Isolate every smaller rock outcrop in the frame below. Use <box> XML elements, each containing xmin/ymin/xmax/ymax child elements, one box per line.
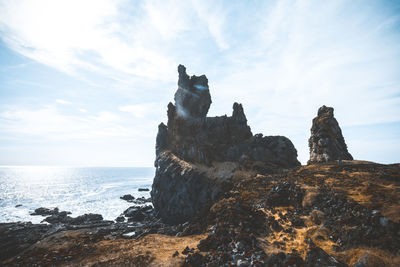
<box><xmin>308</xmin><ymin>105</ymin><xmax>353</xmax><ymax>164</ymax></box>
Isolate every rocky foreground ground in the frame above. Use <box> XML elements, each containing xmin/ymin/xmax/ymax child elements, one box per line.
<box><xmin>1</xmin><ymin>160</ymin><xmax>399</xmax><ymax>266</ymax></box>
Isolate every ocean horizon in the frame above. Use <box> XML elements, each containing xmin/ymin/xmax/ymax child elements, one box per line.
<box><xmin>0</xmin><ymin>166</ymin><xmax>154</xmax><ymax>223</ymax></box>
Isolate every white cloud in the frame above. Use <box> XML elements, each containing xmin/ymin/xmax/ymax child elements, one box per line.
<box><xmin>56</xmin><ymin>99</ymin><xmax>71</xmax><ymax>105</ymax></box>
<box><xmin>119</xmin><ymin>103</ymin><xmax>163</xmax><ymax>118</ymax></box>
<box><xmin>0</xmin><ymin>105</ymin><xmax>124</xmax><ymax>140</ymax></box>
<box><xmin>0</xmin><ymin>0</ymin><xmax>399</xmax><ymax>165</ymax></box>
<box><xmin>0</xmin><ymin>0</ymin><xmax>176</xmax><ymax>81</ymax></box>
<box><xmin>191</xmin><ymin>0</ymin><xmax>229</xmax><ymax>50</ymax></box>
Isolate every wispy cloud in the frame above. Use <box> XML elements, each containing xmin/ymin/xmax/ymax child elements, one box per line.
<box><xmin>0</xmin><ymin>0</ymin><xmax>399</xmax><ymax>165</ymax></box>
<box><xmin>119</xmin><ymin>103</ymin><xmax>163</xmax><ymax>118</ymax></box>
<box><xmin>55</xmin><ymin>99</ymin><xmax>71</xmax><ymax>105</ymax></box>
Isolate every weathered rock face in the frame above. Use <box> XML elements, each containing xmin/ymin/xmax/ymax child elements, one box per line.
<box><xmin>174</xmin><ymin>64</ymin><xmax>211</xmax><ymax>118</ymax></box>
<box><xmin>308</xmin><ymin>105</ymin><xmax>353</xmax><ymax>164</ymax></box>
<box><xmin>152</xmin><ymin>65</ymin><xmax>300</xmax><ymax>224</ymax></box>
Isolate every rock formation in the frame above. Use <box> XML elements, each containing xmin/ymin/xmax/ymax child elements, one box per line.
<box><xmin>308</xmin><ymin>105</ymin><xmax>353</xmax><ymax>164</ymax></box>
<box><xmin>151</xmin><ymin>65</ymin><xmax>300</xmax><ymax>224</ymax></box>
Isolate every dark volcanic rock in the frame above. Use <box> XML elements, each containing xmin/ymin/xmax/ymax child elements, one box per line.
<box><xmin>308</xmin><ymin>105</ymin><xmax>353</xmax><ymax>164</ymax></box>
<box><xmin>152</xmin><ymin>65</ymin><xmax>300</xmax><ymax>224</ymax></box>
<box><xmin>0</xmin><ymin>222</ymin><xmax>51</xmax><ymax>262</ymax></box>
<box><xmin>43</xmin><ymin>213</ymin><xmax>104</xmax><ymax>225</ymax></box>
<box><xmin>174</xmin><ymin>64</ymin><xmax>211</xmax><ymax>118</ymax></box>
<box><xmin>31</xmin><ymin>207</ymin><xmax>68</xmax><ymax>216</ymax></box>
<box><xmin>152</xmin><ymin>152</ymin><xmax>232</xmax><ymax>224</ymax></box>
<box><xmin>120</xmin><ymin>194</ymin><xmax>135</xmax><ymax>201</ymax></box>
<box><xmin>305</xmin><ymin>242</ymin><xmax>347</xmax><ymax>266</ymax></box>
<box><xmin>138</xmin><ymin>188</ymin><xmax>149</xmax><ymax>191</ymax></box>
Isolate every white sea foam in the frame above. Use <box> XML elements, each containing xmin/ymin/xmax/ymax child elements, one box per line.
<box><xmin>0</xmin><ymin>167</ymin><xmax>153</xmax><ymax>223</ymax></box>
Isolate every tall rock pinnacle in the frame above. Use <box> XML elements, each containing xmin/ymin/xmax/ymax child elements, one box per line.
<box><xmin>308</xmin><ymin>105</ymin><xmax>353</xmax><ymax>164</ymax></box>
<box><xmin>174</xmin><ymin>64</ymin><xmax>212</xmax><ymax>118</ymax></box>
<box><xmin>152</xmin><ymin>65</ymin><xmax>300</xmax><ymax>224</ymax></box>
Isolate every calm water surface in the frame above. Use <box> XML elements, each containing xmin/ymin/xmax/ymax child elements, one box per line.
<box><xmin>0</xmin><ymin>166</ymin><xmax>154</xmax><ymax>223</ymax></box>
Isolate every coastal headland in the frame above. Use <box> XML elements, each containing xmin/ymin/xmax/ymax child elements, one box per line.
<box><xmin>1</xmin><ymin>66</ymin><xmax>399</xmax><ymax>266</ymax></box>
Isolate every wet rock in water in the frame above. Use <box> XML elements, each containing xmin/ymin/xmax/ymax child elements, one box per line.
<box><xmin>152</xmin><ymin>65</ymin><xmax>300</xmax><ymax>224</ymax></box>
<box><xmin>43</xmin><ymin>212</ymin><xmax>69</xmax><ymax>224</ymax></box>
<box><xmin>69</xmin><ymin>213</ymin><xmax>103</xmax><ymax>225</ymax></box>
<box><xmin>31</xmin><ymin>207</ymin><xmax>65</xmax><ymax>216</ymax></box>
<box><xmin>138</xmin><ymin>188</ymin><xmax>149</xmax><ymax>191</ymax></box>
<box><xmin>123</xmin><ymin>205</ymin><xmax>153</xmax><ymax>222</ymax></box>
<box><xmin>120</xmin><ymin>194</ymin><xmax>135</xmax><ymax>201</ymax></box>
<box><xmin>44</xmin><ymin>213</ymin><xmax>104</xmax><ymax>225</ymax></box>
<box><xmin>132</xmin><ymin>196</ymin><xmax>152</xmax><ymax>204</ymax></box>
<box><xmin>308</xmin><ymin>105</ymin><xmax>353</xmax><ymax>164</ymax></box>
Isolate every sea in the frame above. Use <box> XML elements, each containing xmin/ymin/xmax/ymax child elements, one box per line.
<box><xmin>0</xmin><ymin>166</ymin><xmax>154</xmax><ymax>224</ymax></box>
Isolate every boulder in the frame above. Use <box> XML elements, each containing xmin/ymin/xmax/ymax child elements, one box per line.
<box><xmin>138</xmin><ymin>188</ymin><xmax>149</xmax><ymax>192</ymax></box>
<box><xmin>308</xmin><ymin>105</ymin><xmax>353</xmax><ymax>164</ymax></box>
<box><xmin>31</xmin><ymin>207</ymin><xmax>59</xmax><ymax>216</ymax></box>
<box><xmin>120</xmin><ymin>194</ymin><xmax>135</xmax><ymax>201</ymax></box>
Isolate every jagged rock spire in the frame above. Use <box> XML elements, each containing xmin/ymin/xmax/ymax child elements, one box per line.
<box><xmin>308</xmin><ymin>105</ymin><xmax>353</xmax><ymax>164</ymax></box>
<box><xmin>174</xmin><ymin>64</ymin><xmax>212</xmax><ymax>118</ymax></box>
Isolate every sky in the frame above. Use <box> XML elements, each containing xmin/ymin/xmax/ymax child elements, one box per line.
<box><xmin>0</xmin><ymin>0</ymin><xmax>399</xmax><ymax>166</ymax></box>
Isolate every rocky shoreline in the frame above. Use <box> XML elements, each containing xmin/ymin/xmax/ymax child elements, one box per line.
<box><xmin>1</xmin><ymin>65</ymin><xmax>399</xmax><ymax>266</ymax></box>
<box><xmin>1</xmin><ymin>162</ymin><xmax>400</xmax><ymax>266</ymax></box>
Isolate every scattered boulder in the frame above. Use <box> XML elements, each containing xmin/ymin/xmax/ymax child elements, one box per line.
<box><xmin>43</xmin><ymin>213</ymin><xmax>103</xmax><ymax>225</ymax></box>
<box><xmin>69</xmin><ymin>213</ymin><xmax>103</xmax><ymax>225</ymax></box>
<box><xmin>31</xmin><ymin>207</ymin><xmax>67</xmax><ymax>216</ymax></box>
<box><xmin>138</xmin><ymin>188</ymin><xmax>150</xmax><ymax>192</ymax></box>
<box><xmin>120</xmin><ymin>194</ymin><xmax>135</xmax><ymax>201</ymax></box>
<box><xmin>123</xmin><ymin>205</ymin><xmax>154</xmax><ymax>223</ymax></box>
<box><xmin>308</xmin><ymin>105</ymin><xmax>353</xmax><ymax>164</ymax></box>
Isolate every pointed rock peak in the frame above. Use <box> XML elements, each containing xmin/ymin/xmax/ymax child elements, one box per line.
<box><xmin>174</xmin><ymin>65</ymin><xmax>211</xmax><ymax>118</ymax></box>
<box><xmin>317</xmin><ymin>105</ymin><xmax>334</xmax><ymax>118</ymax></box>
<box><xmin>232</xmin><ymin>102</ymin><xmax>247</xmax><ymax>122</ymax></box>
<box><xmin>308</xmin><ymin>105</ymin><xmax>353</xmax><ymax>164</ymax></box>
<box><xmin>177</xmin><ymin>64</ymin><xmax>190</xmax><ymax>88</ymax></box>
